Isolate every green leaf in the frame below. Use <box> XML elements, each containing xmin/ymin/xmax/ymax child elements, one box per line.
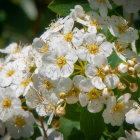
<box><xmin>64</xmin><ymin>103</ymin><xmax>81</xmax><ymax>121</ymax></box>
<box><xmin>68</xmin><ymin>127</ymin><xmax>85</xmax><ymax>140</ymax></box>
<box><xmin>59</xmin><ymin>117</ymin><xmax>80</xmax><ymax>140</ymax></box>
<box><xmin>80</xmin><ymin>108</ymin><xmax>105</xmax><ymax>140</ymax></box>
<box><xmin>48</xmin><ymin>0</ymin><xmax>92</xmax><ymax>16</ymax></box>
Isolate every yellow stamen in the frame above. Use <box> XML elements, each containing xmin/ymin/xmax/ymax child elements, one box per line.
<box><xmin>2</xmin><ymin>98</ymin><xmax>11</xmax><ymax>108</ymax></box>
<box><xmin>88</xmin><ymin>44</ymin><xmax>99</xmax><ymax>54</ymax></box>
<box><xmin>88</xmin><ymin>89</ymin><xmax>101</xmax><ymax>99</ymax></box>
<box><xmin>15</xmin><ymin>116</ymin><xmax>25</xmax><ymax>127</ymax></box>
<box><xmin>57</xmin><ymin>57</ymin><xmax>66</xmax><ymax>68</ymax></box>
<box><xmin>39</xmin><ymin>45</ymin><xmax>48</xmax><ymax>53</ymax></box>
<box><xmin>21</xmin><ymin>78</ymin><xmax>32</xmax><ymax>87</ymax></box>
<box><xmin>113</xmin><ymin>103</ymin><xmax>123</xmax><ymax>112</ymax></box>
<box><xmin>64</xmin><ymin>33</ymin><xmax>73</xmax><ymax>42</ymax></box>
<box><xmin>44</xmin><ymin>80</ymin><xmax>52</xmax><ymax>90</ymax></box>
<box><xmin>7</xmin><ymin>70</ymin><xmax>15</xmax><ymax>77</ymax></box>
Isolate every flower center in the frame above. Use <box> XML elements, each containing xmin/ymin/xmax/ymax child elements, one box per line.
<box><xmin>44</xmin><ymin>80</ymin><xmax>52</xmax><ymax>90</ymax></box>
<box><xmin>88</xmin><ymin>89</ymin><xmax>101</xmax><ymax>99</ymax></box>
<box><xmin>21</xmin><ymin>78</ymin><xmax>32</xmax><ymax>87</ymax></box>
<box><xmin>15</xmin><ymin>116</ymin><xmax>25</xmax><ymax>127</ymax></box>
<box><xmin>57</xmin><ymin>57</ymin><xmax>66</xmax><ymax>68</ymax></box>
<box><xmin>64</xmin><ymin>33</ymin><xmax>73</xmax><ymax>42</ymax></box>
<box><xmin>90</xmin><ymin>20</ymin><xmax>100</xmax><ymax>30</ymax></box>
<box><xmin>7</xmin><ymin>70</ymin><xmax>15</xmax><ymax>77</ymax></box>
<box><xmin>113</xmin><ymin>103</ymin><xmax>123</xmax><ymax>112</ymax></box>
<box><xmin>118</xmin><ymin>25</ymin><xmax>127</xmax><ymax>34</ymax></box>
<box><xmin>88</xmin><ymin>44</ymin><xmax>99</xmax><ymax>54</ymax></box>
<box><xmin>68</xmin><ymin>87</ymin><xmax>80</xmax><ymax>97</ymax></box>
<box><xmin>39</xmin><ymin>45</ymin><xmax>48</xmax><ymax>53</ymax></box>
<box><xmin>2</xmin><ymin>98</ymin><xmax>11</xmax><ymax>108</ymax></box>
<box><xmin>98</xmin><ymin>0</ymin><xmax>105</xmax><ymax>3</ymax></box>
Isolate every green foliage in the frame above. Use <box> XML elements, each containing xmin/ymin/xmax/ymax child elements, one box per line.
<box><xmin>64</xmin><ymin>103</ymin><xmax>81</xmax><ymax>121</ymax></box>
<box><xmin>59</xmin><ymin>117</ymin><xmax>80</xmax><ymax>140</ymax></box>
<box><xmin>80</xmin><ymin>108</ymin><xmax>105</xmax><ymax>140</ymax></box>
<box><xmin>48</xmin><ymin>0</ymin><xmax>92</xmax><ymax>16</ymax></box>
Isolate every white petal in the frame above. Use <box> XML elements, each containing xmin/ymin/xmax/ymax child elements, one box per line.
<box><xmin>63</xmin><ymin>18</ymin><xmax>74</xmax><ymax>34</ymax></box>
<box><xmin>79</xmin><ymin>93</ymin><xmax>89</xmax><ymax>107</ymax></box>
<box><xmin>99</xmin><ymin>3</ymin><xmax>108</xmax><ymax>17</ymax></box>
<box><xmin>85</xmin><ymin>64</ymin><xmax>97</xmax><ymax>78</ymax></box>
<box><xmin>104</xmin><ymin>74</ymin><xmax>119</xmax><ymax>89</ymax></box>
<box><xmin>92</xmin><ymin>76</ymin><xmax>106</xmax><ymax>90</ymax></box>
<box><xmin>88</xmin><ymin>99</ymin><xmax>103</xmax><ymax>113</ymax></box>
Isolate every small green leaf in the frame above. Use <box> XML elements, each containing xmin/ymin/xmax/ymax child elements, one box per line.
<box><xmin>80</xmin><ymin>108</ymin><xmax>105</xmax><ymax>140</ymax></box>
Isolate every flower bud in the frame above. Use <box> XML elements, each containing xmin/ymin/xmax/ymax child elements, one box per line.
<box><xmin>129</xmin><ymin>83</ymin><xmax>138</xmax><ymax>92</ymax></box>
<box><xmin>128</xmin><ymin>67</ymin><xmax>135</xmax><ymax>76</ymax></box>
<box><xmin>118</xmin><ymin>63</ymin><xmax>128</xmax><ymax>73</ymax></box>
<box><xmin>127</xmin><ymin>60</ymin><xmax>134</xmax><ymax>66</ymax></box>
<box><xmin>118</xmin><ymin>82</ymin><xmax>126</xmax><ymax>91</ymax></box>
<box><xmin>56</xmin><ymin>106</ymin><xmax>66</xmax><ymax>117</ymax></box>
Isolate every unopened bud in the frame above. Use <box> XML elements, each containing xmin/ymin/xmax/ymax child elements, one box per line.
<box><xmin>128</xmin><ymin>67</ymin><xmax>135</xmax><ymax>76</ymax></box>
<box><xmin>129</xmin><ymin>83</ymin><xmax>138</xmax><ymax>92</ymax></box>
<box><xmin>56</xmin><ymin>106</ymin><xmax>66</xmax><ymax>117</ymax></box>
<box><xmin>131</xmin><ymin>58</ymin><xmax>137</xmax><ymax>65</ymax></box>
<box><xmin>118</xmin><ymin>82</ymin><xmax>126</xmax><ymax>91</ymax></box>
<box><xmin>118</xmin><ymin>63</ymin><xmax>128</xmax><ymax>73</ymax></box>
<box><xmin>127</xmin><ymin>60</ymin><xmax>134</xmax><ymax>66</ymax></box>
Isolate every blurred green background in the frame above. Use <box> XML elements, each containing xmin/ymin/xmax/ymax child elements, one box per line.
<box><xmin>0</xmin><ymin>0</ymin><xmax>56</xmax><ymax>48</ymax></box>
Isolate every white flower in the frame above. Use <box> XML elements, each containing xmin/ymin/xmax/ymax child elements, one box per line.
<box><xmin>87</xmin><ymin>11</ymin><xmax>110</xmax><ymax>30</ymax></box>
<box><xmin>118</xmin><ymin>130</ymin><xmax>140</xmax><ymax>140</ymax></box>
<box><xmin>0</xmin><ymin>87</ymin><xmax>21</xmax><ymax>122</ymax></box>
<box><xmin>108</xmin><ymin>15</ymin><xmax>138</xmax><ymax>43</ymax></box>
<box><xmin>125</xmin><ymin>102</ymin><xmax>140</xmax><ymax>130</ymax></box>
<box><xmin>6</xmin><ymin>109</ymin><xmax>35</xmax><ymax>139</ymax></box>
<box><xmin>88</xmin><ymin>0</ymin><xmax>112</xmax><ymax>17</ymax></box>
<box><xmin>0</xmin><ymin>61</ymin><xmax>24</xmax><ymax>87</ymax></box>
<box><xmin>40</xmin><ymin>44</ymin><xmax>77</xmax><ymax>80</ymax></box>
<box><xmin>77</xmin><ymin>34</ymin><xmax>113</xmax><ymax>62</ymax></box>
<box><xmin>113</xmin><ymin>0</ymin><xmax>140</xmax><ymax>13</ymax></box>
<box><xmin>102</xmin><ymin>93</ymin><xmax>132</xmax><ymax>126</ymax></box>
<box><xmin>85</xmin><ymin>55</ymin><xmax>119</xmax><ymax>90</ymax></box>
<box><xmin>56</xmin><ymin>77</ymin><xmax>79</xmax><ymax>104</ymax></box>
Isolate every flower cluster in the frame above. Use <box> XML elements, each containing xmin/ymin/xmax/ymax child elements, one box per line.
<box><xmin>0</xmin><ymin>2</ymin><xmax>140</xmax><ymax>140</ymax></box>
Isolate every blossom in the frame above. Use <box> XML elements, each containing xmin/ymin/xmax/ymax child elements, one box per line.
<box><xmin>6</xmin><ymin>109</ymin><xmax>35</xmax><ymax>139</ymax></box>
<box><xmin>108</xmin><ymin>15</ymin><xmax>138</xmax><ymax>43</ymax></box>
<box><xmin>0</xmin><ymin>87</ymin><xmax>21</xmax><ymax>122</ymax></box>
<box><xmin>85</xmin><ymin>55</ymin><xmax>119</xmax><ymax>90</ymax></box>
<box><xmin>40</xmin><ymin>42</ymin><xmax>77</xmax><ymax>80</ymax></box>
<box><xmin>125</xmin><ymin>102</ymin><xmax>140</xmax><ymax>130</ymax></box>
<box><xmin>102</xmin><ymin>93</ymin><xmax>132</xmax><ymax>126</ymax></box>
<box><xmin>88</xmin><ymin>0</ymin><xmax>112</xmax><ymax>17</ymax></box>
<box><xmin>77</xmin><ymin>34</ymin><xmax>113</xmax><ymax>62</ymax></box>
